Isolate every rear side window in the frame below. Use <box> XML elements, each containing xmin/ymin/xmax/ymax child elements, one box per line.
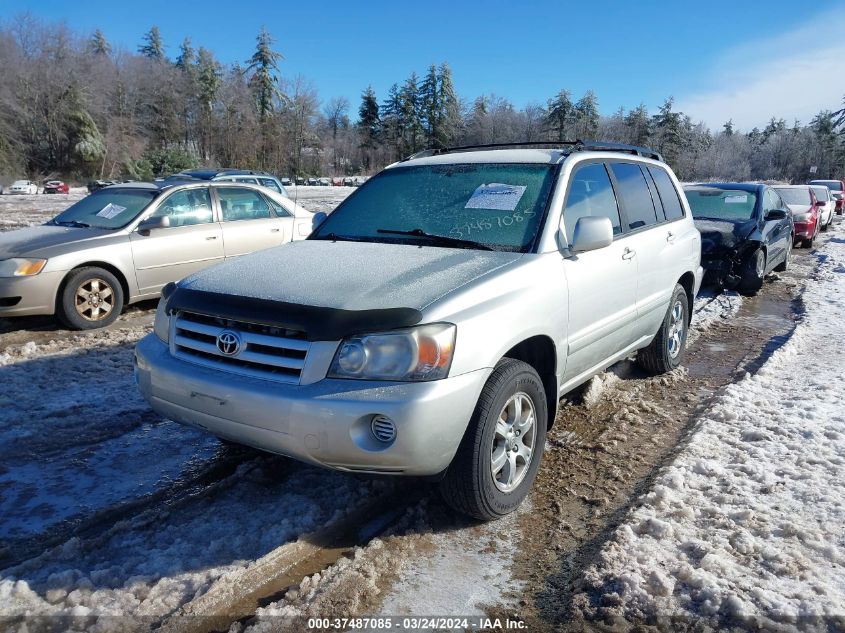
<box><xmin>610</xmin><ymin>163</ymin><xmax>658</xmax><ymax>230</ymax></box>
<box><xmin>259</xmin><ymin>178</ymin><xmax>282</xmax><ymax>194</ymax></box>
<box><xmin>648</xmin><ymin>167</ymin><xmax>685</xmax><ymax>221</ymax></box>
<box><xmin>563</xmin><ymin>162</ymin><xmax>622</xmax><ymax>243</ymax></box>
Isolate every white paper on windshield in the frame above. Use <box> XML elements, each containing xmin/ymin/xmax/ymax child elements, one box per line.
<box><xmin>724</xmin><ymin>195</ymin><xmax>748</xmax><ymax>204</ymax></box>
<box><xmin>96</xmin><ymin>203</ymin><xmax>128</xmax><ymax>219</ymax></box>
<box><xmin>465</xmin><ymin>183</ymin><xmax>527</xmax><ymax>211</ymax></box>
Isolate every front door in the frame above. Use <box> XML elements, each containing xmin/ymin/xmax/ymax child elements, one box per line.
<box><xmin>129</xmin><ymin>187</ymin><xmax>224</xmax><ymax>295</ymax></box>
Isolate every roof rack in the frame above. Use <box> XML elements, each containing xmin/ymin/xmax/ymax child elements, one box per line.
<box><xmin>403</xmin><ymin>140</ymin><xmax>663</xmax><ymax>163</ymax></box>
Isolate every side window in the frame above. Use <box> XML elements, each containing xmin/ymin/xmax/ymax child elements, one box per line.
<box><xmin>643</xmin><ymin>168</ymin><xmax>665</xmax><ymax>221</ymax></box>
<box><xmin>259</xmin><ymin>178</ymin><xmax>282</xmax><ymax>194</ymax></box>
<box><xmin>152</xmin><ymin>188</ymin><xmax>213</xmax><ymax>226</ymax></box>
<box><xmin>648</xmin><ymin>166</ymin><xmax>685</xmax><ymax>221</ymax></box>
<box><xmin>235</xmin><ymin>177</ymin><xmax>259</xmax><ymax>185</ymax></box>
<box><xmin>217</xmin><ymin>187</ymin><xmax>272</xmax><ymax>221</ymax></box>
<box><xmin>266</xmin><ymin>196</ymin><xmax>292</xmax><ymax>217</ymax></box>
<box><xmin>610</xmin><ymin>163</ymin><xmax>659</xmax><ymax>230</ymax></box>
<box><xmin>563</xmin><ymin>162</ymin><xmax>622</xmax><ymax>243</ymax></box>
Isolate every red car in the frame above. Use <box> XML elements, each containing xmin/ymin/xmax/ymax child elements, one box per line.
<box><xmin>809</xmin><ymin>179</ymin><xmax>845</xmax><ymax>215</ymax></box>
<box><xmin>43</xmin><ymin>180</ymin><xmax>69</xmax><ymax>194</ymax></box>
<box><xmin>773</xmin><ymin>185</ymin><xmax>821</xmax><ymax>248</ymax></box>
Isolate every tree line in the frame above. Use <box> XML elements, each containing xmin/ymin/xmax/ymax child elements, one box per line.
<box><xmin>0</xmin><ymin>14</ymin><xmax>843</xmax><ymax>184</ymax></box>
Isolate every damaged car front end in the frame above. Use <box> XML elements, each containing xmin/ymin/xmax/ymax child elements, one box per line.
<box><xmin>684</xmin><ymin>183</ymin><xmax>793</xmax><ymax>296</ymax></box>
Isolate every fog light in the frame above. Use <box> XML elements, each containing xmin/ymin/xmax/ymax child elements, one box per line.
<box><xmin>371</xmin><ymin>415</ymin><xmax>396</xmax><ymax>443</ymax></box>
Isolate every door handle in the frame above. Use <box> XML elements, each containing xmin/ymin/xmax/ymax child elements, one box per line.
<box><xmin>270</xmin><ymin>228</ymin><xmax>280</xmax><ymax>233</ymax></box>
<box><xmin>205</xmin><ymin>236</ymin><xmax>218</xmax><ymax>240</ymax></box>
<box><xmin>666</xmin><ymin>231</ymin><xmax>676</xmax><ymax>244</ymax></box>
<box><xmin>622</xmin><ymin>247</ymin><xmax>636</xmax><ymax>260</ymax></box>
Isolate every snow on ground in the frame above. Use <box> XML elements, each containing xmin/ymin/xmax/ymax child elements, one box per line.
<box><xmin>0</xmin><ymin>189</ymin><xmax>87</xmax><ymax>231</ymax></box>
<box><xmin>287</xmin><ymin>185</ymin><xmax>354</xmax><ymax>214</ymax></box>
<box><xmin>572</xmin><ymin>239</ymin><xmax>845</xmax><ymax>629</ymax></box>
<box><xmin>689</xmin><ymin>289</ymin><xmax>743</xmax><ymax>344</ymax></box>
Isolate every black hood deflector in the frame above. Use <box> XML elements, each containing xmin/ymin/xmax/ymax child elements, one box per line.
<box><xmin>166</xmin><ymin>286</ymin><xmax>423</xmax><ymax>341</ymax></box>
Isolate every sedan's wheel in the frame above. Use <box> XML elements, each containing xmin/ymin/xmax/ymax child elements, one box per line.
<box><xmin>737</xmin><ymin>249</ymin><xmax>766</xmax><ymax>296</ymax></box>
<box><xmin>57</xmin><ymin>267</ymin><xmax>124</xmax><ymax>330</ymax></box>
<box><xmin>637</xmin><ymin>283</ymin><xmax>689</xmax><ymax>375</ymax></box>
<box><xmin>440</xmin><ymin>358</ymin><xmax>547</xmax><ymax>520</ymax></box>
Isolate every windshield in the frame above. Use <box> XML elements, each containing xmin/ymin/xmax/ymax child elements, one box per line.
<box><xmin>684</xmin><ymin>188</ymin><xmax>757</xmax><ymax>221</ymax></box>
<box><xmin>811</xmin><ymin>186</ymin><xmax>830</xmax><ymax>201</ymax></box>
<box><xmin>773</xmin><ymin>187</ymin><xmax>811</xmax><ymax>206</ymax></box>
<box><xmin>50</xmin><ymin>188</ymin><xmax>159</xmax><ymax>229</ymax></box>
<box><xmin>310</xmin><ymin>163</ymin><xmax>556</xmax><ymax>252</ymax></box>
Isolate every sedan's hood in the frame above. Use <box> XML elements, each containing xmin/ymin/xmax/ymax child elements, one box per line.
<box><xmin>181</xmin><ymin>240</ymin><xmax>524</xmax><ymax>312</ymax></box>
<box><xmin>694</xmin><ymin>218</ymin><xmax>757</xmax><ymax>254</ymax></box>
<box><xmin>0</xmin><ymin>225</ymin><xmax>116</xmax><ymax>259</ymax></box>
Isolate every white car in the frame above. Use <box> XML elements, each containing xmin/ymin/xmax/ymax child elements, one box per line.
<box><xmin>810</xmin><ymin>185</ymin><xmax>835</xmax><ymax>230</ymax></box>
<box><xmin>8</xmin><ymin>180</ymin><xmax>38</xmax><ymax>195</ymax></box>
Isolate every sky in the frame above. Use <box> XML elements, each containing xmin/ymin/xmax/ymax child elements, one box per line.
<box><xmin>3</xmin><ymin>0</ymin><xmax>844</xmax><ymax>131</ymax></box>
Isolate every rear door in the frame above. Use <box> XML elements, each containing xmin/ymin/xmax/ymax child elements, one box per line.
<box><xmin>608</xmin><ymin>162</ymin><xmax>681</xmax><ymax>341</ymax></box>
<box><xmin>561</xmin><ymin>161</ymin><xmax>638</xmax><ymax>381</ymax></box>
<box><xmin>129</xmin><ymin>186</ymin><xmax>223</xmax><ymax>295</ymax></box>
<box><xmin>215</xmin><ymin>186</ymin><xmax>290</xmax><ymax>258</ymax></box>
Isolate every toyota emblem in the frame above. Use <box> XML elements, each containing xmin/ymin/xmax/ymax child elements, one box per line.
<box><xmin>216</xmin><ymin>330</ymin><xmax>241</xmax><ymax>356</ymax></box>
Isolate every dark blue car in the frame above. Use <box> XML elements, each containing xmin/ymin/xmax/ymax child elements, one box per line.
<box><xmin>683</xmin><ymin>183</ymin><xmax>794</xmax><ymax>295</ymax></box>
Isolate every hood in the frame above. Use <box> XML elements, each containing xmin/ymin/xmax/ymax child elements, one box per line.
<box><xmin>694</xmin><ymin>218</ymin><xmax>757</xmax><ymax>254</ymax></box>
<box><xmin>0</xmin><ymin>225</ymin><xmax>116</xmax><ymax>259</ymax></box>
<box><xmin>180</xmin><ymin>239</ymin><xmax>524</xmax><ymax>312</ymax></box>
<box><xmin>785</xmin><ymin>203</ymin><xmax>812</xmax><ymax>215</ymax></box>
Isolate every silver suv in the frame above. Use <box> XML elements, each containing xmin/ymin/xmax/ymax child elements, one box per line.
<box><xmin>135</xmin><ymin>142</ymin><xmax>703</xmax><ymax>520</ymax></box>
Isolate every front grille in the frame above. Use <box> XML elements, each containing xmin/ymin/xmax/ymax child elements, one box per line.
<box><xmin>171</xmin><ymin>311</ymin><xmax>309</xmax><ymax>384</ymax></box>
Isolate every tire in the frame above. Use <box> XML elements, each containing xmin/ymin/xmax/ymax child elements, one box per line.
<box><xmin>736</xmin><ymin>249</ymin><xmax>766</xmax><ymax>296</ymax></box>
<box><xmin>439</xmin><ymin>358</ymin><xmax>547</xmax><ymax>521</ymax></box>
<box><xmin>637</xmin><ymin>284</ymin><xmax>689</xmax><ymax>375</ymax></box>
<box><xmin>57</xmin><ymin>267</ymin><xmax>124</xmax><ymax>330</ymax></box>
<box><xmin>774</xmin><ymin>238</ymin><xmax>791</xmax><ymax>272</ymax></box>
<box><xmin>802</xmin><ymin>236</ymin><xmax>814</xmax><ymax>249</ymax></box>
<box><xmin>822</xmin><ymin>216</ymin><xmax>830</xmax><ymax>232</ymax></box>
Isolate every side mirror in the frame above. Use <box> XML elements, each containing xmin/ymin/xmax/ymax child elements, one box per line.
<box><xmin>570</xmin><ymin>216</ymin><xmax>613</xmax><ymax>253</ymax></box>
<box><xmin>764</xmin><ymin>209</ymin><xmax>788</xmax><ymax>221</ymax></box>
<box><xmin>137</xmin><ymin>215</ymin><xmax>170</xmax><ymax>236</ymax></box>
<box><xmin>312</xmin><ymin>211</ymin><xmax>328</xmax><ymax>231</ymax></box>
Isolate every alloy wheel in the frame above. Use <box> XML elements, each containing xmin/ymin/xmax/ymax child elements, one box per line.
<box><xmin>75</xmin><ymin>278</ymin><xmax>115</xmax><ymax>321</ymax></box>
<box><xmin>491</xmin><ymin>392</ymin><xmax>537</xmax><ymax>493</ymax></box>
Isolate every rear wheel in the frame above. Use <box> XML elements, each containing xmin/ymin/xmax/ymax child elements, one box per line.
<box><xmin>637</xmin><ymin>284</ymin><xmax>689</xmax><ymax>375</ymax></box>
<box><xmin>439</xmin><ymin>358</ymin><xmax>547</xmax><ymax>521</ymax></box>
<box><xmin>57</xmin><ymin>267</ymin><xmax>124</xmax><ymax>330</ymax></box>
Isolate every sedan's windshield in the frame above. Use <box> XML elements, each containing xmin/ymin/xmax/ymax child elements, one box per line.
<box><xmin>50</xmin><ymin>189</ymin><xmax>159</xmax><ymax>229</ymax></box>
<box><xmin>773</xmin><ymin>187</ymin><xmax>812</xmax><ymax>206</ymax></box>
<box><xmin>310</xmin><ymin>163</ymin><xmax>557</xmax><ymax>252</ymax></box>
<box><xmin>684</xmin><ymin>188</ymin><xmax>757</xmax><ymax>221</ymax></box>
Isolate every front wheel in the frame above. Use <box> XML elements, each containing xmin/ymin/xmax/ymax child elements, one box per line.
<box><xmin>736</xmin><ymin>249</ymin><xmax>766</xmax><ymax>295</ymax></box>
<box><xmin>439</xmin><ymin>358</ymin><xmax>547</xmax><ymax>521</ymax></box>
<box><xmin>637</xmin><ymin>284</ymin><xmax>689</xmax><ymax>375</ymax></box>
<box><xmin>57</xmin><ymin>267</ymin><xmax>124</xmax><ymax>330</ymax></box>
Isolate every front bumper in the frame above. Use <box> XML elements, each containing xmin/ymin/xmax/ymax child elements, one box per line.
<box><xmin>0</xmin><ymin>271</ymin><xmax>64</xmax><ymax>316</ymax></box>
<box><xmin>134</xmin><ymin>334</ymin><xmax>491</xmax><ymax>476</ymax></box>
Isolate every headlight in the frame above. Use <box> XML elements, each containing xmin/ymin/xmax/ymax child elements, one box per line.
<box><xmin>793</xmin><ymin>213</ymin><xmax>810</xmax><ymax>223</ymax></box>
<box><xmin>0</xmin><ymin>258</ymin><xmax>47</xmax><ymax>277</ymax></box>
<box><xmin>328</xmin><ymin>323</ymin><xmax>456</xmax><ymax>381</ymax></box>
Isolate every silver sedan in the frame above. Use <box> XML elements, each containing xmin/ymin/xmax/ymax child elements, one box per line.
<box><xmin>0</xmin><ymin>181</ymin><xmax>316</xmax><ymax>329</ymax></box>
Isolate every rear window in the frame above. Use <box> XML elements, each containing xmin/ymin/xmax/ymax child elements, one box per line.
<box><xmin>684</xmin><ymin>188</ymin><xmax>757</xmax><ymax>221</ymax></box>
<box><xmin>811</xmin><ymin>186</ymin><xmax>830</xmax><ymax>201</ymax></box>
<box><xmin>609</xmin><ymin>163</ymin><xmax>659</xmax><ymax>230</ymax></box>
<box><xmin>811</xmin><ymin>180</ymin><xmax>842</xmax><ymax>192</ymax></box>
<box><xmin>773</xmin><ymin>187</ymin><xmax>812</xmax><ymax>206</ymax></box>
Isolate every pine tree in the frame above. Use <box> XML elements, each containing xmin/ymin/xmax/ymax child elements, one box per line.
<box><xmin>624</xmin><ymin>104</ymin><xmax>651</xmax><ymax>146</ymax></box>
<box><xmin>400</xmin><ymin>73</ymin><xmax>422</xmax><ymax>153</ymax></box>
<box><xmin>88</xmin><ymin>29</ymin><xmax>111</xmax><ymax>56</ymax></box>
<box><xmin>195</xmin><ymin>47</ymin><xmax>221</xmax><ymax>159</ymax></box>
<box><xmin>574</xmin><ymin>90</ymin><xmax>599</xmax><ymax>139</ymax></box>
<box><xmin>139</xmin><ymin>26</ymin><xmax>165</xmax><ymax>61</ymax></box>
<box><xmin>437</xmin><ymin>62</ymin><xmax>461</xmax><ymax>148</ymax></box>
<box><xmin>246</xmin><ymin>27</ymin><xmax>284</xmax><ymax>122</ymax></box>
<box><xmin>358</xmin><ymin>86</ymin><xmax>380</xmax><ymax>171</ymax></box>
<box><xmin>723</xmin><ymin>119</ymin><xmax>734</xmax><ymax>136</ymax></box>
<box><xmin>652</xmin><ymin>97</ymin><xmax>683</xmax><ymax>165</ymax></box>
<box><xmin>381</xmin><ymin>83</ymin><xmax>405</xmax><ymax>160</ymax></box>
<box><xmin>175</xmin><ymin>37</ymin><xmax>196</xmax><ymax>71</ymax></box>
<box><xmin>419</xmin><ymin>65</ymin><xmax>440</xmax><ymax>148</ymax></box>
<box><xmin>546</xmin><ymin>89</ymin><xmax>574</xmax><ymax>142</ymax></box>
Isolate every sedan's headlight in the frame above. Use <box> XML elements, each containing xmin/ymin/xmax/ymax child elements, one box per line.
<box><xmin>0</xmin><ymin>258</ymin><xmax>47</xmax><ymax>277</ymax></box>
<box><xmin>793</xmin><ymin>213</ymin><xmax>810</xmax><ymax>223</ymax></box>
<box><xmin>329</xmin><ymin>323</ymin><xmax>456</xmax><ymax>381</ymax></box>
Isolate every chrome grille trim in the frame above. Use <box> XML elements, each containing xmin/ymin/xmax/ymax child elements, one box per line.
<box><xmin>170</xmin><ymin>310</ymin><xmax>309</xmax><ymax>384</ymax></box>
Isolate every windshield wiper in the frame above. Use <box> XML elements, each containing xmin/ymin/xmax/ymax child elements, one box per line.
<box><xmin>316</xmin><ymin>232</ymin><xmax>375</xmax><ymax>243</ymax></box>
<box><xmin>376</xmin><ymin>228</ymin><xmax>494</xmax><ymax>251</ymax></box>
<box><xmin>51</xmin><ymin>220</ymin><xmax>91</xmax><ymax>228</ymax></box>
